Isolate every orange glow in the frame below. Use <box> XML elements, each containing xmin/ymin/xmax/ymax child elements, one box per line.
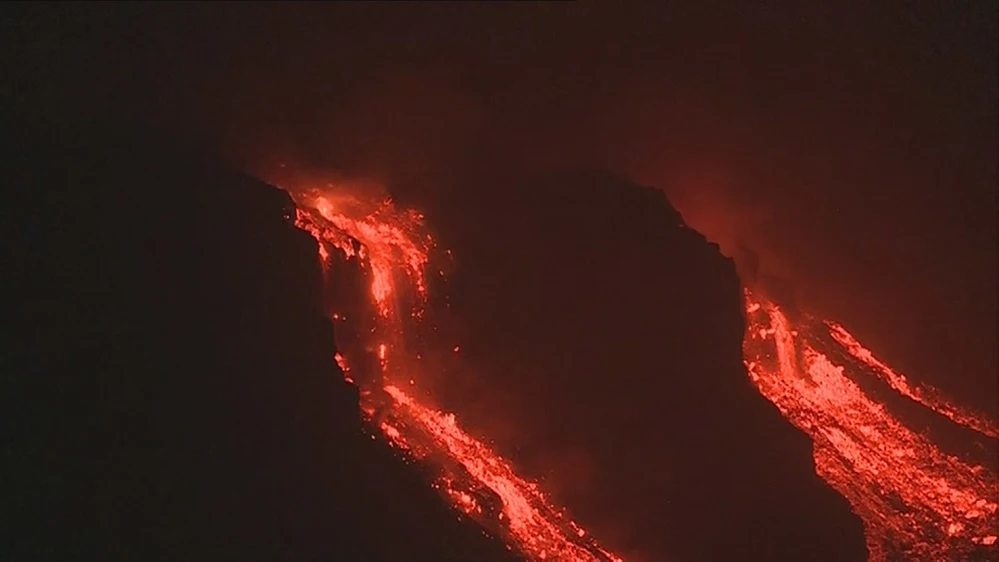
<box><xmin>295</xmin><ymin>191</ymin><xmax>431</xmax><ymax>317</ymax></box>
<box><xmin>384</xmin><ymin>383</ymin><xmax>621</xmax><ymax>561</ymax></box>
<box><xmin>743</xmin><ymin>290</ymin><xmax>998</xmax><ymax>560</ymax></box>
<box><xmin>334</xmin><ymin>352</ymin><xmax>349</xmax><ymax>372</ymax></box>
<box><xmin>292</xmin><ymin>187</ymin><xmax>620</xmax><ymax>561</ymax></box>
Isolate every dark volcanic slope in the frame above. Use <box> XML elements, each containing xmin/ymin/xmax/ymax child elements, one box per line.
<box><xmin>397</xmin><ymin>169</ymin><xmax>869</xmax><ymax>561</ymax></box>
<box><xmin>3</xmin><ymin>124</ymin><xmax>517</xmax><ymax>562</ymax></box>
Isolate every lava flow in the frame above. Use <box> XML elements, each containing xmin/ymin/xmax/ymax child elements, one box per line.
<box><xmin>291</xmin><ymin>185</ymin><xmax>997</xmax><ymax>561</ymax></box>
<box><xmin>292</xmin><ymin>189</ymin><xmax>621</xmax><ymax>562</ymax></box>
<box><xmin>744</xmin><ymin>290</ymin><xmax>998</xmax><ymax>560</ymax></box>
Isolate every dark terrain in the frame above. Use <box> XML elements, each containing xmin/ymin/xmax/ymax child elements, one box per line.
<box><xmin>4</xmin><ymin>123</ymin><xmax>516</xmax><ymax>561</ymax></box>
<box><xmin>5</xmin><ymin>124</ymin><xmax>867</xmax><ymax>561</ymax></box>
<box><xmin>396</xmin><ymin>168</ymin><xmax>869</xmax><ymax>561</ymax></box>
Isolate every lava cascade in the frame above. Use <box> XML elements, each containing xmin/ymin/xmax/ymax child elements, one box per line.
<box><xmin>744</xmin><ymin>291</ymin><xmax>998</xmax><ymax>560</ymax></box>
<box><xmin>293</xmin><ymin>189</ymin><xmax>622</xmax><ymax>562</ymax></box>
<box><xmin>292</xmin><ymin>187</ymin><xmax>996</xmax><ymax>561</ymax></box>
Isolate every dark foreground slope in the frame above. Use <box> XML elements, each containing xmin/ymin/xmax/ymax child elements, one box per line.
<box><xmin>2</xmin><ymin>124</ymin><xmax>516</xmax><ymax>561</ymax></box>
<box><xmin>396</xmin><ymin>169</ymin><xmax>869</xmax><ymax>561</ymax></box>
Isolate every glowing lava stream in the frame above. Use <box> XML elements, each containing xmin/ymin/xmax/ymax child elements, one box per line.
<box><xmin>744</xmin><ymin>292</ymin><xmax>998</xmax><ymax>560</ymax></box>
<box><xmin>292</xmin><ymin>188</ymin><xmax>996</xmax><ymax>561</ymax></box>
<box><xmin>293</xmin><ymin>190</ymin><xmax>621</xmax><ymax>562</ymax></box>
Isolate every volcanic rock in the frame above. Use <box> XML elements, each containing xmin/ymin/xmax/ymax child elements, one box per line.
<box><xmin>395</xmin><ymin>168</ymin><xmax>870</xmax><ymax>561</ymax></box>
<box><xmin>3</xmin><ymin>122</ymin><xmax>517</xmax><ymax>562</ymax></box>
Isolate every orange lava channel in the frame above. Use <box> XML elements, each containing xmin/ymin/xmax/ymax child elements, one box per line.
<box><xmin>381</xmin><ymin>384</ymin><xmax>621</xmax><ymax>561</ymax></box>
<box><xmin>293</xmin><ymin>190</ymin><xmax>621</xmax><ymax>561</ymax></box>
<box><xmin>744</xmin><ymin>291</ymin><xmax>998</xmax><ymax>560</ymax></box>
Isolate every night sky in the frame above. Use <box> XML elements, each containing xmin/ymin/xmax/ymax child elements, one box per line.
<box><xmin>4</xmin><ymin>2</ymin><xmax>995</xmax><ymax>411</ymax></box>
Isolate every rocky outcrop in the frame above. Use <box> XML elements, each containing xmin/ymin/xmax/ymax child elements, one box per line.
<box><xmin>396</xmin><ymin>169</ymin><xmax>869</xmax><ymax>561</ymax></box>
<box><xmin>3</xmin><ymin>122</ymin><xmax>516</xmax><ymax>561</ymax></box>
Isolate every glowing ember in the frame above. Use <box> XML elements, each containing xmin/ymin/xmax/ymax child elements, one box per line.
<box><xmin>743</xmin><ymin>290</ymin><xmax>998</xmax><ymax>560</ymax></box>
<box><xmin>292</xmin><ymin>188</ymin><xmax>620</xmax><ymax>561</ymax></box>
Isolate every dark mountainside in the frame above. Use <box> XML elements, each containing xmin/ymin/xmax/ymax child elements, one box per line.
<box><xmin>4</xmin><ymin>121</ymin><xmax>866</xmax><ymax>561</ymax></box>
<box><xmin>394</xmin><ymin>169</ymin><xmax>869</xmax><ymax>561</ymax></box>
<box><xmin>3</xmin><ymin>123</ymin><xmax>517</xmax><ymax>561</ymax></box>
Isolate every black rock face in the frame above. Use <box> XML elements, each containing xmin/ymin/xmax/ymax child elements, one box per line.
<box><xmin>3</xmin><ymin>123</ymin><xmax>516</xmax><ymax>561</ymax></box>
<box><xmin>395</xmin><ymin>168</ymin><xmax>869</xmax><ymax>561</ymax></box>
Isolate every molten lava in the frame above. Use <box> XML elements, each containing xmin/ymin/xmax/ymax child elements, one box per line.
<box><xmin>294</xmin><ymin>191</ymin><xmax>432</xmax><ymax>316</ymax></box>
<box><xmin>293</xmin><ymin>190</ymin><xmax>621</xmax><ymax>562</ymax></box>
<box><xmin>744</xmin><ymin>291</ymin><xmax>998</xmax><ymax>560</ymax></box>
<box><xmin>290</xmin><ymin>185</ymin><xmax>996</xmax><ymax>561</ymax></box>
